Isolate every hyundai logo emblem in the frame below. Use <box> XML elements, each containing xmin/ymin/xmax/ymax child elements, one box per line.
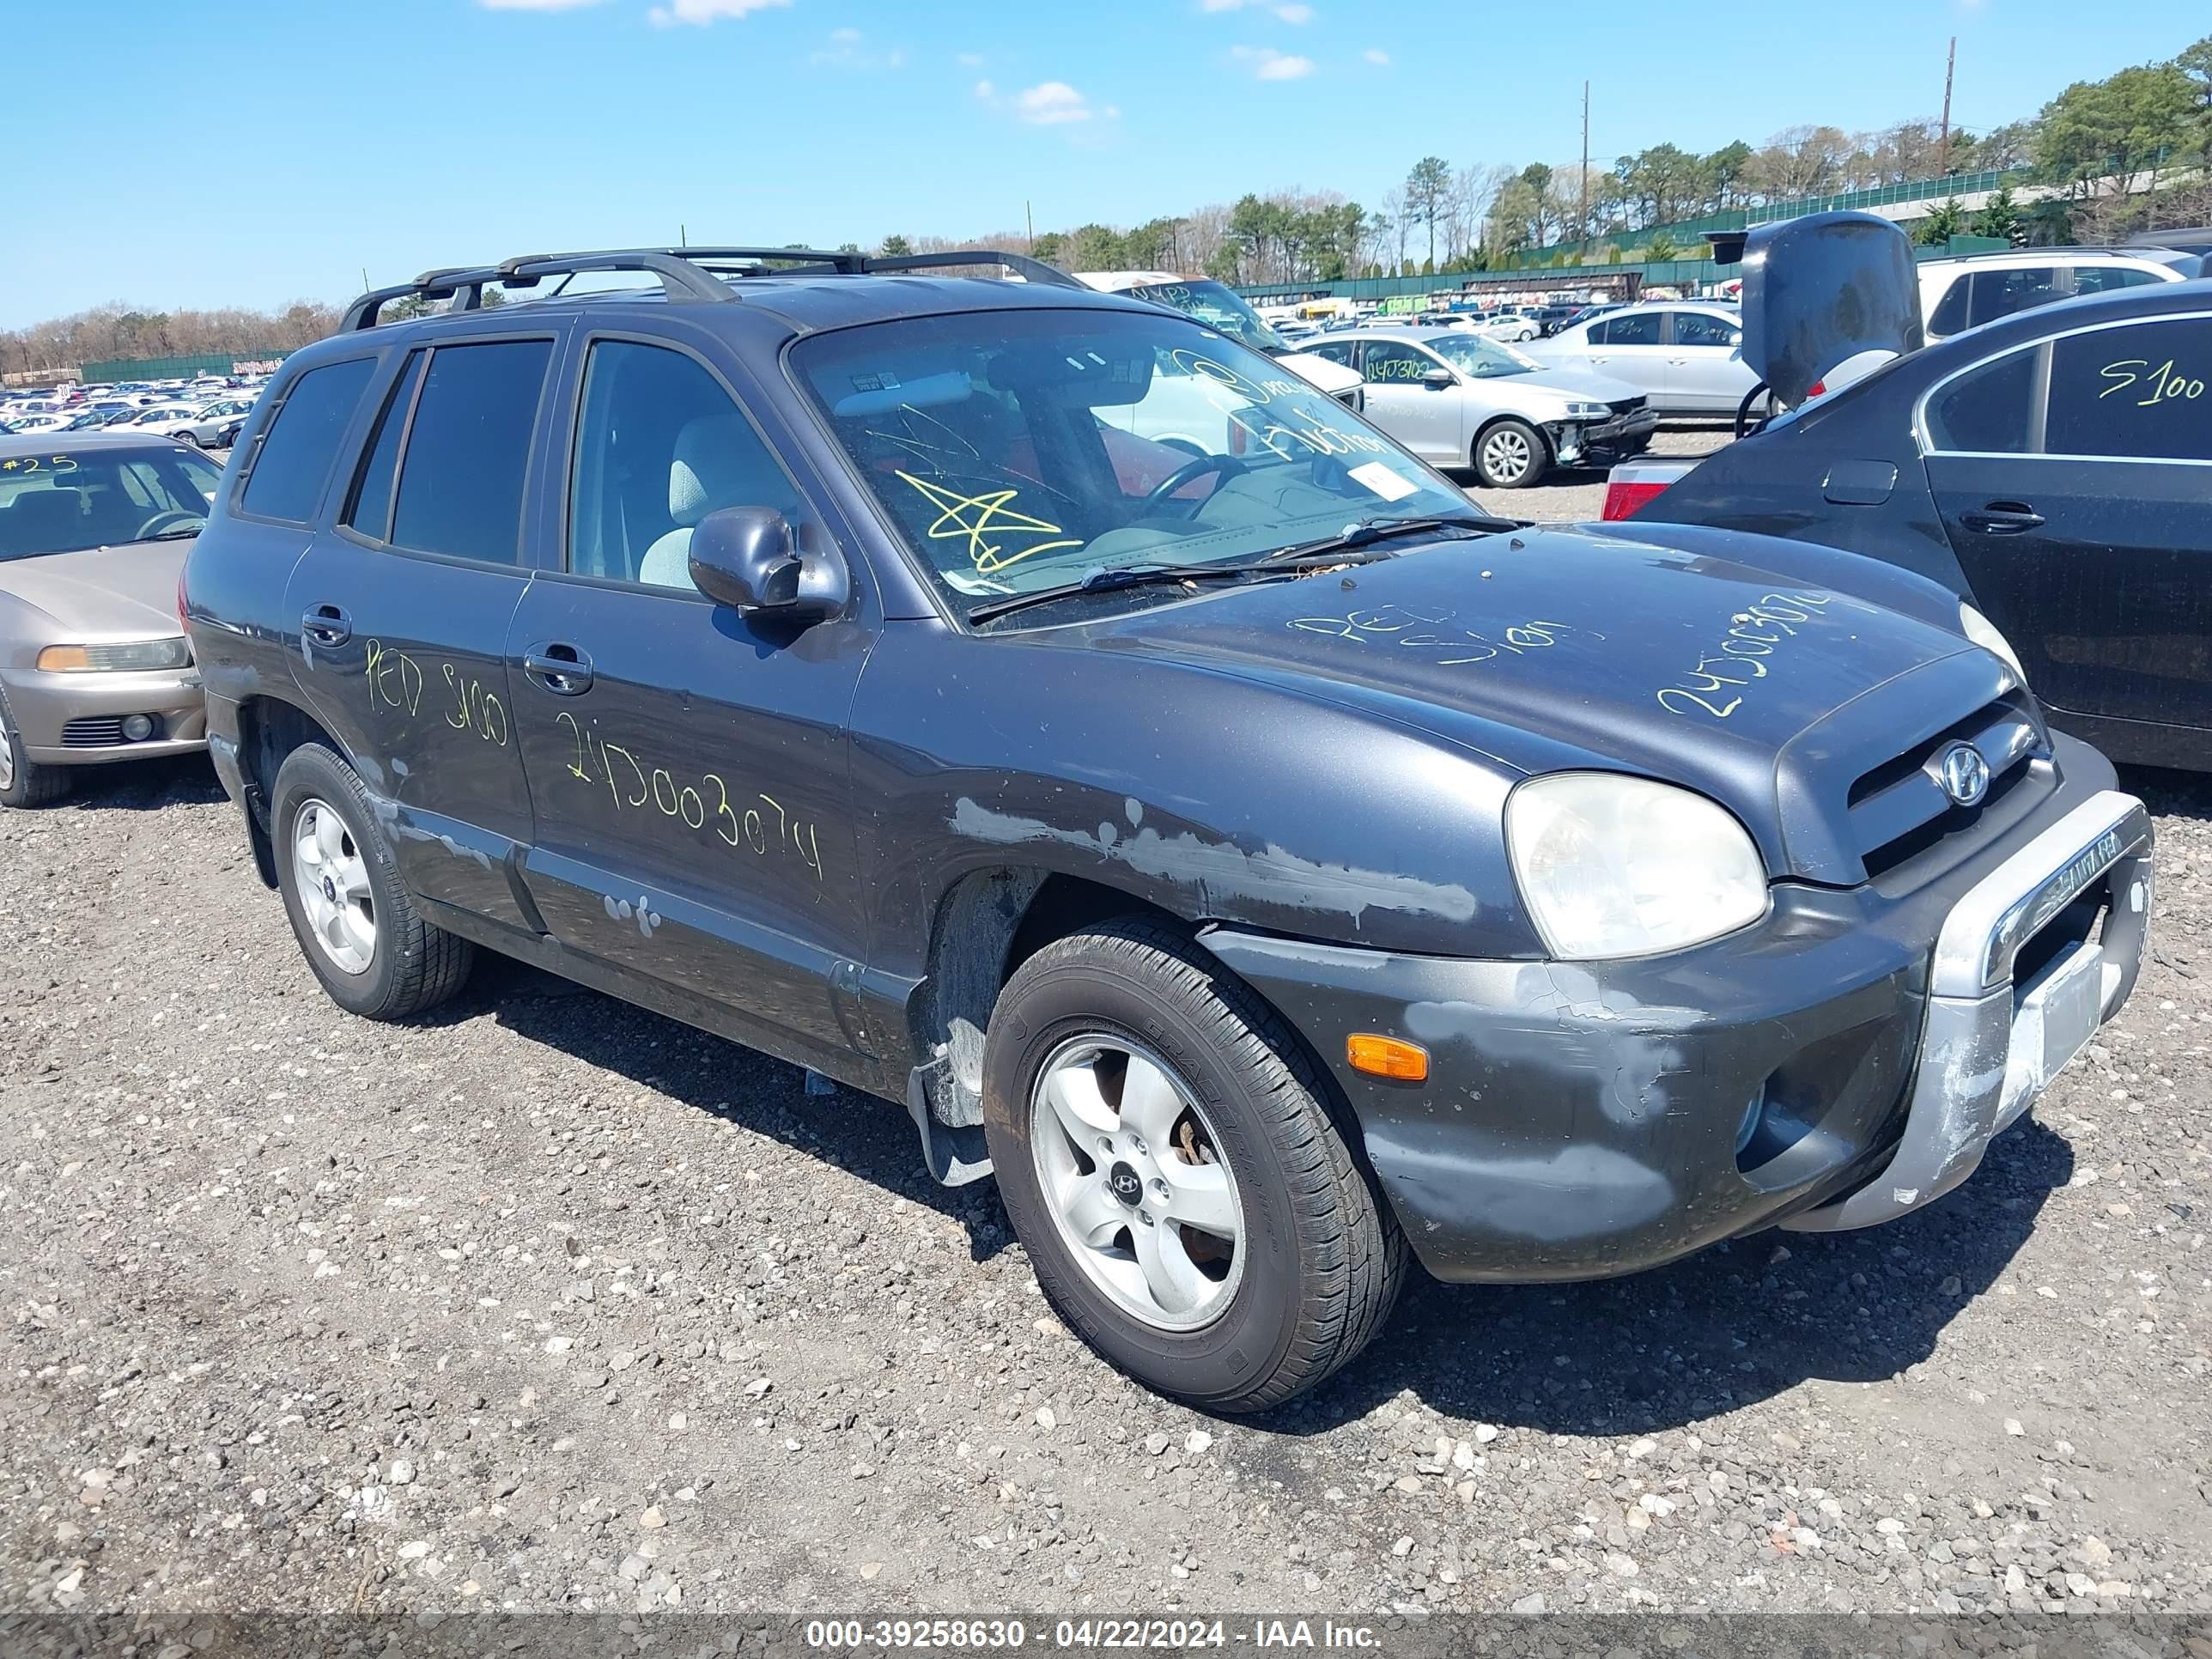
<box><xmin>1107</xmin><ymin>1161</ymin><xmax>1144</xmax><ymax>1206</ymax></box>
<box><xmin>1937</xmin><ymin>742</ymin><xmax>1990</xmax><ymax>808</ymax></box>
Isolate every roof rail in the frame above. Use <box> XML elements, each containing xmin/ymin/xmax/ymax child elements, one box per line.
<box><xmin>338</xmin><ymin>243</ymin><xmax>1085</xmax><ymax>331</ymax></box>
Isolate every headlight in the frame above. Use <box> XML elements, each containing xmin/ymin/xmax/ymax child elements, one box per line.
<box><xmin>1504</xmin><ymin>773</ymin><xmax>1769</xmax><ymax>959</ymax></box>
<box><xmin>1561</xmin><ymin>401</ymin><xmax>1610</xmax><ymax>419</ymax></box>
<box><xmin>1959</xmin><ymin>603</ymin><xmax>2026</xmax><ymax>685</ymax></box>
<box><xmin>36</xmin><ymin>637</ymin><xmax>191</xmax><ymax>672</ymax></box>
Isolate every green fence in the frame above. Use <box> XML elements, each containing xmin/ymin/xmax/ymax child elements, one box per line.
<box><xmin>78</xmin><ymin>349</ymin><xmax>292</xmax><ymax>384</ymax></box>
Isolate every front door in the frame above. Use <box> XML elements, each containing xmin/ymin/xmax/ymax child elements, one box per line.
<box><xmin>282</xmin><ymin>333</ymin><xmax>562</xmax><ymax>931</ymax></box>
<box><xmin>1664</xmin><ymin>309</ymin><xmax>1751</xmax><ymax>413</ymax></box>
<box><xmin>1355</xmin><ymin>338</ymin><xmax>1463</xmax><ymax>462</ymax></box>
<box><xmin>1923</xmin><ymin>309</ymin><xmax>2212</xmax><ymax>735</ymax></box>
<box><xmin>505</xmin><ymin>330</ymin><xmax>873</xmax><ymax>1056</ymax></box>
<box><xmin>1583</xmin><ymin>310</ymin><xmax>1670</xmax><ymax>406</ymax></box>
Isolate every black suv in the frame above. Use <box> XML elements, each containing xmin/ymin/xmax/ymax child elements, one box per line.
<box><xmin>185</xmin><ymin>245</ymin><xmax>2152</xmax><ymax>1412</ymax></box>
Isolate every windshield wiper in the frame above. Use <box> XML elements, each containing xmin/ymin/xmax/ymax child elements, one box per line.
<box><xmin>1262</xmin><ymin>514</ymin><xmax>1498</xmax><ymax>564</ymax></box>
<box><xmin>966</xmin><ymin>551</ymin><xmax>1387</xmax><ymax>625</ymax></box>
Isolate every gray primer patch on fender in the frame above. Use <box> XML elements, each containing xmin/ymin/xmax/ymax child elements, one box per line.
<box><xmin>1366</xmin><ymin>1133</ymin><xmax>1677</xmax><ymax>1242</ymax></box>
<box><xmin>951</xmin><ymin>797</ymin><xmax>1477</xmax><ymax>927</ymax></box>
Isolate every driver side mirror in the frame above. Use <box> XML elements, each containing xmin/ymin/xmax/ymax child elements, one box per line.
<box><xmin>1419</xmin><ymin>367</ymin><xmax>1456</xmax><ymax>390</ymax></box>
<box><xmin>688</xmin><ymin>507</ymin><xmax>848</xmax><ymax>623</ymax></box>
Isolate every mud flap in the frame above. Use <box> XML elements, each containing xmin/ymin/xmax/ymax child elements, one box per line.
<box><xmin>906</xmin><ymin>1058</ymin><xmax>995</xmax><ymax>1187</ymax></box>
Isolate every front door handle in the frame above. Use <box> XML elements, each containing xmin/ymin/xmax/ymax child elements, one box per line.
<box><xmin>524</xmin><ymin>643</ymin><xmax>594</xmax><ymax>696</ymax></box>
<box><xmin>301</xmin><ymin>605</ymin><xmax>351</xmax><ymax>647</ymax></box>
<box><xmin>1960</xmin><ymin>501</ymin><xmax>2046</xmax><ymax>536</ymax></box>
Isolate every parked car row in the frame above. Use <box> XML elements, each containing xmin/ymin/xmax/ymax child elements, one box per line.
<box><xmin>0</xmin><ymin>228</ymin><xmax>2178</xmax><ymax>1416</ymax></box>
<box><xmin>1</xmin><ymin>374</ymin><xmax>270</xmax><ymax>448</ymax></box>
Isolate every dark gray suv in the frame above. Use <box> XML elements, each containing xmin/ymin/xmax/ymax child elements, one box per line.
<box><xmin>183</xmin><ymin>246</ymin><xmax>2152</xmax><ymax>1411</ymax></box>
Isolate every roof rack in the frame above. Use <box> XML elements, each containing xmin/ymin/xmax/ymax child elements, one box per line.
<box><xmin>339</xmin><ymin>243</ymin><xmax>1087</xmax><ymax>331</ymax></box>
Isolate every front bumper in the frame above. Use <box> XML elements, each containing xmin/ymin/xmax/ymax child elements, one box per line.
<box><xmin>1203</xmin><ymin>742</ymin><xmax>2149</xmax><ymax>1283</ymax></box>
<box><xmin>1552</xmin><ymin>408</ymin><xmax>1659</xmax><ymax>466</ymax></box>
<box><xmin>0</xmin><ymin>665</ymin><xmax>208</xmax><ymax>764</ymax></box>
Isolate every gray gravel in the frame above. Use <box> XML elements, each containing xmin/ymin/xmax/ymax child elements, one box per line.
<box><xmin>3</xmin><ymin>752</ymin><xmax>2209</xmax><ymax>1620</ymax></box>
<box><xmin>1459</xmin><ymin>422</ymin><xmax>1731</xmax><ymax>524</ymax></box>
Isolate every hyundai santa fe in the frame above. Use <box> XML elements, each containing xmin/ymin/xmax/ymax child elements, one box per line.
<box><xmin>181</xmin><ymin>243</ymin><xmax>2151</xmax><ymax>1411</ymax></box>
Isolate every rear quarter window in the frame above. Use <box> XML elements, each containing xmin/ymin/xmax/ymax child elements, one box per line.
<box><xmin>239</xmin><ymin>357</ymin><xmax>377</xmax><ymax>524</ymax></box>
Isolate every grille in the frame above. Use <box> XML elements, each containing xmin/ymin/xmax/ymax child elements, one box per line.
<box><xmin>1610</xmin><ymin>396</ymin><xmax>1648</xmax><ymax>416</ymax></box>
<box><xmin>61</xmin><ymin>715</ymin><xmax>161</xmax><ymax>748</ymax></box>
<box><xmin>1848</xmin><ymin>694</ymin><xmax>2042</xmax><ymax>878</ymax></box>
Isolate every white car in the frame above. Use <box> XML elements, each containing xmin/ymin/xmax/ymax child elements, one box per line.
<box><xmin>121</xmin><ymin>404</ymin><xmax>228</xmax><ymax>446</ymax></box>
<box><xmin>1303</xmin><ymin>327</ymin><xmax>1658</xmax><ymax>487</ymax></box>
<box><xmin>1522</xmin><ymin>301</ymin><xmax>1759</xmax><ymax>415</ymax></box>
<box><xmin>1918</xmin><ymin>247</ymin><xmax>2200</xmax><ymax>343</ymax></box>
<box><xmin>1474</xmin><ymin>312</ymin><xmax>1540</xmax><ymax>343</ymax></box>
<box><xmin>2</xmin><ymin>412</ymin><xmax>73</xmax><ymax>435</ymax></box>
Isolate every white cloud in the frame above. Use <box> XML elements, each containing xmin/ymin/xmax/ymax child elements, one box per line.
<box><xmin>479</xmin><ymin>0</ymin><xmax>605</xmax><ymax>9</ymax></box>
<box><xmin>810</xmin><ymin>25</ymin><xmax>903</xmax><ymax>67</ymax></box>
<box><xmin>1199</xmin><ymin>0</ymin><xmax>1315</xmax><ymax>17</ymax></box>
<box><xmin>1231</xmin><ymin>45</ymin><xmax>1316</xmax><ymax>81</ymax></box>
<box><xmin>973</xmin><ymin>78</ymin><xmax>994</xmax><ymax>100</ymax></box>
<box><xmin>956</xmin><ymin>51</ymin><xmax>985</xmax><ymax>67</ymax></box>
<box><xmin>1363</xmin><ymin>46</ymin><xmax>1389</xmax><ymax>64</ymax></box>
<box><xmin>647</xmin><ymin>0</ymin><xmax>789</xmax><ymax>26</ymax></box>
<box><xmin>828</xmin><ymin>25</ymin><xmax>860</xmax><ymax>43</ymax></box>
<box><xmin>1015</xmin><ymin>81</ymin><xmax>1095</xmax><ymax>124</ymax></box>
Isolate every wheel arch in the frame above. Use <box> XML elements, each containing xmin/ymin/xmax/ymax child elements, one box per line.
<box><xmin>232</xmin><ymin>692</ymin><xmax>354</xmax><ymax>888</ymax></box>
<box><xmin>1470</xmin><ymin>411</ymin><xmax>1553</xmax><ymax>483</ymax></box>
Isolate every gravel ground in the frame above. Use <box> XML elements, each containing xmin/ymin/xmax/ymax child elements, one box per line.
<box><xmin>3</xmin><ymin>750</ymin><xmax>2209</xmax><ymax>1620</ymax></box>
<box><xmin>1458</xmin><ymin>422</ymin><xmax>1731</xmax><ymax>524</ymax></box>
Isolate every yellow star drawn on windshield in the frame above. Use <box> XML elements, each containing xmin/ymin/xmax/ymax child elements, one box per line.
<box><xmin>895</xmin><ymin>470</ymin><xmax>1081</xmax><ymax>574</ymax></box>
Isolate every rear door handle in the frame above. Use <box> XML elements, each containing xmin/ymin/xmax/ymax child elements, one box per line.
<box><xmin>524</xmin><ymin>643</ymin><xmax>594</xmax><ymax>696</ymax></box>
<box><xmin>301</xmin><ymin>605</ymin><xmax>351</xmax><ymax>647</ymax></box>
<box><xmin>1960</xmin><ymin>501</ymin><xmax>2046</xmax><ymax>536</ymax></box>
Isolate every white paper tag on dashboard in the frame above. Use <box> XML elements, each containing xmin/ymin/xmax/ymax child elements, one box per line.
<box><xmin>1349</xmin><ymin>461</ymin><xmax>1419</xmax><ymax>501</ymax></box>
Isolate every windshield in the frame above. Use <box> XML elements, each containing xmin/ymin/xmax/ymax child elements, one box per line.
<box><xmin>795</xmin><ymin>309</ymin><xmax>1476</xmax><ymax>617</ymax></box>
<box><xmin>1125</xmin><ymin>280</ymin><xmax>1291</xmax><ymax>355</ymax></box>
<box><xmin>1425</xmin><ymin>333</ymin><xmax>1539</xmax><ymax>379</ymax></box>
<box><xmin>0</xmin><ymin>447</ymin><xmax>223</xmax><ymax>561</ymax></box>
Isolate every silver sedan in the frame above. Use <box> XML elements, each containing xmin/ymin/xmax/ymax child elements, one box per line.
<box><xmin>1304</xmin><ymin>328</ymin><xmax>1658</xmax><ymax>487</ymax></box>
<box><xmin>0</xmin><ymin>435</ymin><xmax>220</xmax><ymax>806</ymax></box>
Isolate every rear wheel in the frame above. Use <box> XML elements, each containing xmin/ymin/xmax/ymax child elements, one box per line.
<box><xmin>175</xmin><ymin>430</ymin><xmax>201</xmax><ymax>447</ymax></box>
<box><xmin>982</xmin><ymin>919</ymin><xmax>1405</xmax><ymax>1413</ymax></box>
<box><xmin>0</xmin><ymin>689</ymin><xmax>71</xmax><ymax>808</ymax></box>
<box><xmin>1473</xmin><ymin>417</ymin><xmax>1547</xmax><ymax>489</ymax></box>
<box><xmin>270</xmin><ymin>743</ymin><xmax>473</xmax><ymax>1020</ymax></box>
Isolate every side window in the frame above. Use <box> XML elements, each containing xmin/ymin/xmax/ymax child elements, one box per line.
<box><xmin>1304</xmin><ymin>340</ymin><xmax>1355</xmax><ymax>368</ymax></box>
<box><xmin>1967</xmin><ymin>267</ymin><xmax>2063</xmax><ymax>329</ymax></box>
<box><xmin>388</xmin><ymin>340</ymin><xmax>554</xmax><ymax>566</ymax></box>
<box><xmin>2045</xmin><ymin>318</ymin><xmax>2212</xmax><ymax>461</ymax></box>
<box><xmin>1673</xmin><ymin>312</ymin><xmax>1741</xmax><ymax>349</ymax></box>
<box><xmin>1923</xmin><ymin>346</ymin><xmax>2041</xmax><ymax>453</ymax></box>
<box><xmin>1360</xmin><ymin>340</ymin><xmax>1434</xmax><ymax>384</ymax></box>
<box><xmin>2073</xmin><ymin>265</ymin><xmax>2162</xmax><ymax>296</ymax></box>
<box><xmin>1597</xmin><ymin>312</ymin><xmax>1661</xmax><ymax>346</ymax></box>
<box><xmin>1927</xmin><ymin>275</ymin><xmax>1972</xmax><ymax>336</ymax></box>
<box><xmin>343</xmin><ymin>350</ymin><xmax>428</xmax><ymax>543</ymax></box>
<box><xmin>568</xmin><ymin>339</ymin><xmax>805</xmax><ymax>592</ymax></box>
<box><xmin>240</xmin><ymin>357</ymin><xmax>377</xmax><ymax>524</ymax></box>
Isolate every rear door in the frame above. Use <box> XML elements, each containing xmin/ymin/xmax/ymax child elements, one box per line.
<box><xmin>504</xmin><ymin>323</ymin><xmax>873</xmax><ymax>1057</ymax></box>
<box><xmin>282</xmin><ymin>328</ymin><xmax>565</xmax><ymax>932</ymax></box>
<box><xmin>1583</xmin><ymin>310</ymin><xmax>1670</xmax><ymax>405</ymax></box>
<box><xmin>1664</xmin><ymin>309</ymin><xmax>1752</xmax><ymax>413</ymax></box>
<box><xmin>1353</xmin><ymin>337</ymin><xmax>1463</xmax><ymax>462</ymax></box>
<box><xmin>1922</xmin><ymin>307</ymin><xmax>2212</xmax><ymax>735</ymax></box>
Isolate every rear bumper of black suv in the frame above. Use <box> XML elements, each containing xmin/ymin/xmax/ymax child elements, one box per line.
<box><xmin>1202</xmin><ymin>736</ymin><xmax>2150</xmax><ymax>1284</ymax></box>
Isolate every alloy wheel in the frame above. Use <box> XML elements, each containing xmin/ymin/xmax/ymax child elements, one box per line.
<box><xmin>292</xmin><ymin>798</ymin><xmax>376</xmax><ymax>975</ymax></box>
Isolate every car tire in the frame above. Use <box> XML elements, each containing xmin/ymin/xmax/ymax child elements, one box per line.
<box><xmin>0</xmin><ymin>687</ymin><xmax>71</xmax><ymax>809</ymax></box>
<box><xmin>1473</xmin><ymin>417</ymin><xmax>1547</xmax><ymax>489</ymax></box>
<box><xmin>175</xmin><ymin>431</ymin><xmax>201</xmax><ymax>447</ymax></box>
<box><xmin>981</xmin><ymin>918</ymin><xmax>1406</xmax><ymax>1413</ymax></box>
<box><xmin>270</xmin><ymin>742</ymin><xmax>474</xmax><ymax>1021</ymax></box>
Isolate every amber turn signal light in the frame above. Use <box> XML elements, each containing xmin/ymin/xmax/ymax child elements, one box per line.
<box><xmin>1346</xmin><ymin>1034</ymin><xmax>1428</xmax><ymax>1082</ymax></box>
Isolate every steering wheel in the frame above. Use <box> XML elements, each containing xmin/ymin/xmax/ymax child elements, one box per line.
<box><xmin>1735</xmin><ymin>382</ymin><xmax>1776</xmax><ymax>440</ymax></box>
<box><xmin>1144</xmin><ymin>453</ymin><xmax>1249</xmax><ymax>513</ymax></box>
<box><xmin>136</xmin><ymin>509</ymin><xmax>206</xmax><ymax>539</ymax></box>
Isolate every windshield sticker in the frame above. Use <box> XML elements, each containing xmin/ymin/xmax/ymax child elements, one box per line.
<box><xmin>1656</xmin><ymin>592</ymin><xmax>1835</xmax><ymax>720</ymax></box>
<box><xmin>0</xmin><ymin>455</ymin><xmax>80</xmax><ymax>474</ymax></box>
<box><xmin>895</xmin><ymin>470</ymin><xmax>1081</xmax><ymax>574</ymax></box>
<box><xmin>1348</xmin><ymin>462</ymin><xmax>1419</xmax><ymax>502</ymax></box>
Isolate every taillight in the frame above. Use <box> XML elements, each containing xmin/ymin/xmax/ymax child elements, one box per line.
<box><xmin>1805</xmin><ymin>380</ymin><xmax>1826</xmax><ymax>398</ymax></box>
<box><xmin>1601</xmin><ymin>479</ymin><xmax>1671</xmax><ymax>521</ymax></box>
<box><xmin>177</xmin><ymin>566</ymin><xmax>190</xmax><ymax>629</ymax></box>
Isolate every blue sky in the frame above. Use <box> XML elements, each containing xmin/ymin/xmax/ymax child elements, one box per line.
<box><xmin>5</xmin><ymin>0</ymin><xmax>2205</xmax><ymax>326</ymax></box>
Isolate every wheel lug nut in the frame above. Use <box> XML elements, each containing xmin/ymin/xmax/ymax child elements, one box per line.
<box><xmin>1152</xmin><ymin>1179</ymin><xmax>1170</xmax><ymax>1200</ymax></box>
<box><xmin>1137</xmin><ymin>1210</ymin><xmax>1153</xmax><ymax>1226</ymax></box>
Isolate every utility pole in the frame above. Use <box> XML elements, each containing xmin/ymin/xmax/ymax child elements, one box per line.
<box><xmin>1580</xmin><ymin>80</ymin><xmax>1590</xmax><ymax>241</ymax></box>
<box><xmin>679</xmin><ymin>223</ymin><xmax>688</xmax><ymax>247</ymax></box>
<box><xmin>1937</xmin><ymin>37</ymin><xmax>1956</xmax><ymax>175</ymax></box>
<box><xmin>1025</xmin><ymin>200</ymin><xmax>1034</xmax><ymax>253</ymax></box>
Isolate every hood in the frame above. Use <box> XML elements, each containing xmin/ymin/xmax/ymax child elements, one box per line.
<box><xmin>1277</xmin><ymin>350</ymin><xmax>1363</xmax><ymax>395</ymax></box>
<box><xmin>1735</xmin><ymin>211</ymin><xmax>1924</xmax><ymax>407</ymax></box>
<box><xmin>1506</xmin><ymin>367</ymin><xmax>1646</xmax><ymax>406</ymax></box>
<box><xmin>1</xmin><ymin>538</ymin><xmax>191</xmax><ymax>640</ymax></box>
<box><xmin>1065</xmin><ymin>526</ymin><xmax>1996</xmax><ymax>880</ymax></box>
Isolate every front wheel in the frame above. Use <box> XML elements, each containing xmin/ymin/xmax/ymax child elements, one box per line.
<box><xmin>0</xmin><ymin>689</ymin><xmax>70</xmax><ymax>808</ymax></box>
<box><xmin>1473</xmin><ymin>417</ymin><xmax>1547</xmax><ymax>489</ymax></box>
<box><xmin>981</xmin><ymin>920</ymin><xmax>1406</xmax><ymax>1413</ymax></box>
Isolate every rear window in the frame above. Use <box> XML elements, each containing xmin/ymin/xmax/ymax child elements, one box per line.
<box><xmin>387</xmin><ymin>340</ymin><xmax>553</xmax><ymax>566</ymax></box>
<box><xmin>239</xmin><ymin>357</ymin><xmax>376</xmax><ymax>524</ymax></box>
